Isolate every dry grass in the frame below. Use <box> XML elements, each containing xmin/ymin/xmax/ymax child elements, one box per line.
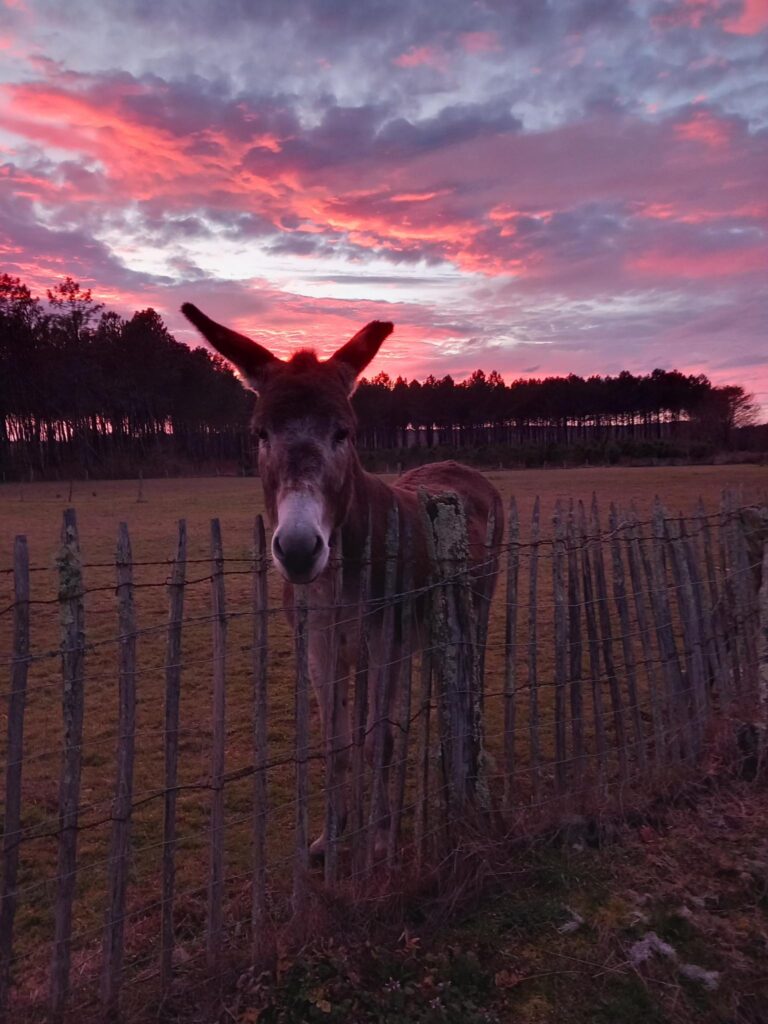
<box><xmin>0</xmin><ymin>464</ymin><xmax>765</xmax><ymax>1000</ymax></box>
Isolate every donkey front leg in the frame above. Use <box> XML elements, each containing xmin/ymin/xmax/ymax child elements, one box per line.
<box><xmin>308</xmin><ymin>629</ymin><xmax>352</xmax><ymax>861</ymax></box>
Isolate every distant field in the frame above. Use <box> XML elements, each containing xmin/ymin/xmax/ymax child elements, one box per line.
<box><xmin>0</xmin><ymin>464</ymin><xmax>765</xmax><ymax>993</ymax></box>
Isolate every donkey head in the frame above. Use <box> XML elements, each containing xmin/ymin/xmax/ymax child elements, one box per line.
<box><xmin>181</xmin><ymin>303</ymin><xmax>393</xmax><ymax>583</ymax></box>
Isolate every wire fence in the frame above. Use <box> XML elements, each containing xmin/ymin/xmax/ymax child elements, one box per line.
<box><xmin>0</xmin><ymin>488</ymin><xmax>765</xmax><ymax>1021</ymax></box>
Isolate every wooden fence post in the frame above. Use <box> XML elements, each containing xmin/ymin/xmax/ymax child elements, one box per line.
<box><xmin>367</xmin><ymin>504</ymin><xmax>399</xmax><ymax>870</ymax></box>
<box><xmin>625</xmin><ymin>508</ymin><xmax>665</xmax><ymax>763</ymax></box>
<box><xmin>527</xmin><ymin>497</ymin><xmax>541</xmax><ymax>799</ymax></box>
<box><xmin>292</xmin><ymin>589</ymin><xmax>310</xmax><ymax>918</ymax></box>
<box><xmin>758</xmin><ymin>540</ymin><xmax>768</xmax><ymax>761</ymax></box>
<box><xmin>0</xmin><ymin>537</ymin><xmax>30</xmax><ymax>1020</ymax></box>
<box><xmin>503</xmin><ymin>496</ymin><xmax>519</xmax><ymax>811</ymax></box>
<box><xmin>552</xmin><ymin>501</ymin><xmax>567</xmax><ymax>792</ymax></box>
<box><xmin>719</xmin><ymin>492</ymin><xmax>743</xmax><ymax>698</ymax></box>
<box><xmin>207</xmin><ymin>519</ymin><xmax>226</xmax><ymax>969</ymax></box>
<box><xmin>101</xmin><ymin>523</ymin><xmax>137</xmax><ymax>1013</ymax></box>
<box><xmin>324</xmin><ymin>532</ymin><xmax>344</xmax><ymax>886</ymax></box>
<box><xmin>650</xmin><ymin>500</ymin><xmax>690</xmax><ymax>761</ymax></box>
<box><xmin>388</xmin><ymin>519</ymin><xmax>414</xmax><ymax>867</ymax></box>
<box><xmin>608</xmin><ymin>505</ymin><xmax>646</xmax><ymax>771</ymax></box>
<box><xmin>591</xmin><ymin>497</ymin><xmax>628</xmax><ymax>780</ymax></box>
<box><xmin>666</xmin><ymin>515</ymin><xmax>705</xmax><ymax>755</ymax></box>
<box><xmin>50</xmin><ymin>508</ymin><xmax>86</xmax><ymax>1019</ymax></box>
<box><xmin>350</xmin><ymin>521</ymin><xmax>372</xmax><ymax>875</ymax></box>
<box><xmin>579</xmin><ymin>501</ymin><xmax>606</xmax><ymax>785</ymax></box>
<box><xmin>567</xmin><ymin>501</ymin><xmax>585</xmax><ymax>786</ymax></box>
<box><xmin>423</xmin><ymin>493</ymin><xmax>484</xmax><ymax>826</ymax></box>
<box><xmin>695</xmin><ymin>499</ymin><xmax>730</xmax><ymax>706</ymax></box>
<box><xmin>161</xmin><ymin>520</ymin><xmax>187</xmax><ymax>994</ymax></box>
<box><xmin>252</xmin><ymin>516</ymin><xmax>270</xmax><ymax>956</ymax></box>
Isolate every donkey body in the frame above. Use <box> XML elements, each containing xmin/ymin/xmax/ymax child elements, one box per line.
<box><xmin>182</xmin><ymin>305</ymin><xmax>504</xmax><ymax>855</ymax></box>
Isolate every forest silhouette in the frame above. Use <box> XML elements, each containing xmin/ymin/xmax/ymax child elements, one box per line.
<box><xmin>0</xmin><ymin>274</ymin><xmax>759</xmax><ymax>480</ymax></box>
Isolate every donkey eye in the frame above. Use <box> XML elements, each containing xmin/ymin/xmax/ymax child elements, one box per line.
<box><xmin>257</xmin><ymin>428</ymin><xmax>269</xmax><ymax>443</ymax></box>
<box><xmin>333</xmin><ymin>427</ymin><xmax>349</xmax><ymax>444</ymax></box>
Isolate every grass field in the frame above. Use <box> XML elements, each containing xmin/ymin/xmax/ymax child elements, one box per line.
<box><xmin>0</xmin><ymin>464</ymin><xmax>766</xmax><ymax>1000</ymax></box>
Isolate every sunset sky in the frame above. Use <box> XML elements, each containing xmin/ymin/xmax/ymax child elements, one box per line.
<box><xmin>1</xmin><ymin>0</ymin><xmax>766</xmax><ymax>403</ymax></box>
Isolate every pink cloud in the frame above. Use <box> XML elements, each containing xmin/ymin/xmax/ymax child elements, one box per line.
<box><xmin>674</xmin><ymin>108</ymin><xmax>733</xmax><ymax>147</ymax></box>
<box><xmin>458</xmin><ymin>31</ymin><xmax>501</xmax><ymax>54</ymax></box>
<box><xmin>392</xmin><ymin>45</ymin><xmax>448</xmax><ymax>71</ymax></box>
<box><xmin>723</xmin><ymin>0</ymin><xmax>768</xmax><ymax>34</ymax></box>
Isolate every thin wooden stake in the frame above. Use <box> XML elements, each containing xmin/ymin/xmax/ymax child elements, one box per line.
<box><xmin>0</xmin><ymin>537</ymin><xmax>30</xmax><ymax>1020</ymax></box>
<box><xmin>579</xmin><ymin>501</ymin><xmax>606</xmax><ymax>784</ymax></box>
<box><xmin>207</xmin><ymin>519</ymin><xmax>226</xmax><ymax>969</ymax></box>
<box><xmin>608</xmin><ymin>504</ymin><xmax>646</xmax><ymax>771</ymax></box>
<box><xmin>696</xmin><ymin>499</ymin><xmax>730</xmax><ymax>706</ymax></box>
<box><xmin>367</xmin><ymin>503</ymin><xmax>399</xmax><ymax>870</ymax></box>
<box><xmin>503</xmin><ymin>497</ymin><xmax>519</xmax><ymax>810</ymax></box>
<box><xmin>475</xmin><ymin>505</ymin><xmax>497</xmax><ymax>690</ymax></box>
<box><xmin>552</xmin><ymin>501</ymin><xmax>567</xmax><ymax>792</ymax></box>
<box><xmin>292</xmin><ymin>588</ymin><xmax>310</xmax><ymax>917</ymax></box>
<box><xmin>625</xmin><ymin>508</ymin><xmax>664</xmax><ymax>764</ymax></box>
<box><xmin>665</xmin><ymin>514</ymin><xmax>703</xmax><ymax>755</ymax></box>
<box><xmin>758</xmin><ymin>540</ymin><xmax>768</xmax><ymax>751</ymax></box>
<box><xmin>528</xmin><ymin>497</ymin><xmax>541</xmax><ymax>799</ymax></box>
<box><xmin>160</xmin><ymin>520</ymin><xmax>186</xmax><ymax>994</ymax></box>
<box><xmin>650</xmin><ymin>499</ymin><xmax>690</xmax><ymax>760</ymax></box>
<box><xmin>591</xmin><ymin>496</ymin><xmax>627</xmax><ymax>780</ymax></box>
<box><xmin>350</xmin><ymin>519</ymin><xmax>372</xmax><ymax>875</ymax></box>
<box><xmin>50</xmin><ymin>509</ymin><xmax>85</xmax><ymax>1019</ymax></box>
<box><xmin>252</xmin><ymin>516</ymin><xmax>269</xmax><ymax>955</ymax></box>
<box><xmin>567</xmin><ymin>501</ymin><xmax>585</xmax><ymax>786</ymax></box>
<box><xmin>719</xmin><ymin>492</ymin><xmax>743</xmax><ymax>698</ymax></box>
<box><xmin>101</xmin><ymin>523</ymin><xmax>137</xmax><ymax>1013</ymax></box>
<box><xmin>324</xmin><ymin>532</ymin><xmax>344</xmax><ymax>886</ymax></box>
<box><xmin>388</xmin><ymin>518</ymin><xmax>414</xmax><ymax>866</ymax></box>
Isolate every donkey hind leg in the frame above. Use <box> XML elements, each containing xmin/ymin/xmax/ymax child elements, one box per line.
<box><xmin>308</xmin><ymin>630</ymin><xmax>353</xmax><ymax>860</ymax></box>
<box><xmin>365</xmin><ymin>644</ymin><xmax>402</xmax><ymax>861</ymax></box>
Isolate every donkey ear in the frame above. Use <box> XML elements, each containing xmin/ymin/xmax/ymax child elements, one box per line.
<box><xmin>181</xmin><ymin>303</ymin><xmax>278</xmax><ymax>390</ymax></box>
<box><xmin>328</xmin><ymin>320</ymin><xmax>394</xmax><ymax>387</ymax></box>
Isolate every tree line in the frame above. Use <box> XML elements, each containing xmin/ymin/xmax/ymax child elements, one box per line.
<box><xmin>0</xmin><ymin>273</ymin><xmax>759</xmax><ymax>480</ymax></box>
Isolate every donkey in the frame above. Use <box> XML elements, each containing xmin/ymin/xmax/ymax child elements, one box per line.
<box><xmin>182</xmin><ymin>303</ymin><xmax>504</xmax><ymax>857</ymax></box>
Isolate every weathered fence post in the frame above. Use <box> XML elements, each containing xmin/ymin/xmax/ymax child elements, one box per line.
<box><xmin>207</xmin><ymin>519</ymin><xmax>226</xmax><ymax>969</ymax></box>
<box><xmin>567</xmin><ymin>500</ymin><xmax>585</xmax><ymax>786</ymax></box>
<box><xmin>608</xmin><ymin>504</ymin><xmax>646</xmax><ymax>771</ymax></box>
<box><xmin>758</xmin><ymin>539</ymin><xmax>768</xmax><ymax>762</ymax></box>
<box><xmin>503</xmin><ymin>496</ymin><xmax>519</xmax><ymax>811</ymax></box>
<box><xmin>50</xmin><ymin>508</ymin><xmax>86</xmax><ymax>1019</ymax></box>
<box><xmin>388</xmin><ymin>519</ymin><xmax>414</xmax><ymax>867</ymax></box>
<box><xmin>666</xmin><ymin>514</ymin><xmax>705</xmax><ymax>756</ymax></box>
<box><xmin>367</xmin><ymin>504</ymin><xmax>399</xmax><ymax>870</ymax></box>
<box><xmin>324</xmin><ymin>532</ymin><xmax>344</xmax><ymax>886</ymax></box>
<box><xmin>650</xmin><ymin>499</ymin><xmax>690</xmax><ymax>761</ymax></box>
<box><xmin>625</xmin><ymin>508</ymin><xmax>664</xmax><ymax>763</ymax></box>
<box><xmin>292</xmin><ymin>588</ymin><xmax>310</xmax><ymax>918</ymax></box>
<box><xmin>161</xmin><ymin>520</ymin><xmax>187</xmax><ymax>994</ymax></box>
<box><xmin>0</xmin><ymin>537</ymin><xmax>30</xmax><ymax>1020</ymax></box>
<box><xmin>101</xmin><ymin>523</ymin><xmax>137</xmax><ymax>1014</ymax></box>
<box><xmin>591</xmin><ymin>496</ymin><xmax>628</xmax><ymax>780</ymax></box>
<box><xmin>252</xmin><ymin>516</ymin><xmax>270</xmax><ymax>956</ymax></box>
<box><xmin>350</xmin><ymin>520</ymin><xmax>372</xmax><ymax>875</ymax></box>
<box><xmin>423</xmin><ymin>492</ymin><xmax>485</xmax><ymax>829</ymax></box>
<box><xmin>552</xmin><ymin>501</ymin><xmax>567</xmax><ymax>792</ymax></box>
<box><xmin>527</xmin><ymin>497</ymin><xmax>541</xmax><ymax>799</ymax></box>
<box><xmin>579</xmin><ymin>501</ymin><xmax>606</xmax><ymax>785</ymax></box>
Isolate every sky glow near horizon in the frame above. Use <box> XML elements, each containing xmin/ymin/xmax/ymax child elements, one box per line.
<box><xmin>0</xmin><ymin>0</ymin><xmax>767</xmax><ymax>402</ymax></box>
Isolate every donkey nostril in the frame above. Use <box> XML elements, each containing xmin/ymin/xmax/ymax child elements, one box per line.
<box><xmin>312</xmin><ymin>535</ymin><xmax>323</xmax><ymax>556</ymax></box>
<box><xmin>274</xmin><ymin>535</ymin><xmax>285</xmax><ymax>558</ymax></box>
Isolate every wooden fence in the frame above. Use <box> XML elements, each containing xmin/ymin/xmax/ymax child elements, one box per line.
<box><xmin>0</xmin><ymin>492</ymin><xmax>765</xmax><ymax>1020</ymax></box>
